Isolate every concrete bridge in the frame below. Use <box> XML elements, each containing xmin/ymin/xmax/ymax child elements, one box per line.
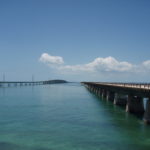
<box><xmin>82</xmin><ymin>82</ymin><xmax>150</xmax><ymax>124</ymax></box>
<box><xmin>0</xmin><ymin>80</ymin><xmax>67</xmax><ymax>87</ymax></box>
<box><xmin>0</xmin><ymin>81</ymin><xmax>43</xmax><ymax>87</ymax></box>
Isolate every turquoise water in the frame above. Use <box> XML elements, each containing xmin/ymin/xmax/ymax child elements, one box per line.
<box><xmin>0</xmin><ymin>83</ymin><xmax>150</xmax><ymax>150</ymax></box>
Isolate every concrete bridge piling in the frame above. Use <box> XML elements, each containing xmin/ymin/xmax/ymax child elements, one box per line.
<box><xmin>144</xmin><ymin>99</ymin><xmax>150</xmax><ymax>124</ymax></box>
<box><xmin>82</xmin><ymin>82</ymin><xmax>150</xmax><ymax>124</ymax></box>
<box><xmin>106</xmin><ymin>91</ymin><xmax>115</xmax><ymax>102</ymax></box>
<box><xmin>114</xmin><ymin>93</ymin><xmax>127</xmax><ymax>106</ymax></box>
<box><xmin>126</xmin><ymin>95</ymin><xmax>144</xmax><ymax>114</ymax></box>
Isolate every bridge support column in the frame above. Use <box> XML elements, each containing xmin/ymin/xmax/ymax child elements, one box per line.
<box><xmin>86</xmin><ymin>85</ymin><xmax>89</xmax><ymax>89</ymax></box>
<box><xmin>88</xmin><ymin>85</ymin><xmax>91</xmax><ymax>90</ymax></box>
<box><xmin>95</xmin><ymin>87</ymin><xmax>98</xmax><ymax>95</ymax></box>
<box><xmin>90</xmin><ymin>86</ymin><xmax>94</xmax><ymax>92</ymax></box>
<box><xmin>106</xmin><ymin>91</ymin><xmax>115</xmax><ymax>102</ymax></box>
<box><xmin>91</xmin><ymin>86</ymin><xmax>94</xmax><ymax>92</ymax></box>
<box><xmin>126</xmin><ymin>95</ymin><xmax>144</xmax><ymax>114</ymax></box>
<box><xmin>144</xmin><ymin>99</ymin><xmax>150</xmax><ymax>124</ymax></box>
<box><xmin>95</xmin><ymin>87</ymin><xmax>99</xmax><ymax>95</ymax></box>
<box><xmin>98</xmin><ymin>88</ymin><xmax>102</xmax><ymax>97</ymax></box>
<box><xmin>92</xmin><ymin>87</ymin><xmax>95</xmax><ymax>93</ymax></box>
<box><xmin>102</xmin><ymin>89</ymin><xmax>107</xmax><ymax>99</ymax></box>
<box><xmin>114</xmin><ymin>93</ymin><xmax>127</xmax><ymax>106</ymax></box>
<box><xmin>92</xmin><ymin>87</ymin><xmax>95</xmax><ymax>92</ymax></box>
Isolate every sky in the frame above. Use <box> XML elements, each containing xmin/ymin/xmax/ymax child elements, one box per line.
<box><xmin>0</xmin><ymin>0</ymin><xmax>150</xmax><ymax>82</ymax></box>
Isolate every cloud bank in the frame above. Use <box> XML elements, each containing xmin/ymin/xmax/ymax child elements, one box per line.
<box><xmin>39</xmin><ymin>53</ymin><xmax>150</xmax><ymax>74</ymax></box>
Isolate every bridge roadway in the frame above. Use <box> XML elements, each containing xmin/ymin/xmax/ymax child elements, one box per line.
<box><xmin>82</xmin><ymin>82</ymin><xmax>150</xmax><ymax>124</ymax></box>
<box><xmin>0</xmin><ymin>81</ymin><xmax>43</xmax><ymax>86</ymax></box>
<box><xmin>0</xmin><ymin>80</ymin><xmax>67</xmax><ymax>87</ymax></box>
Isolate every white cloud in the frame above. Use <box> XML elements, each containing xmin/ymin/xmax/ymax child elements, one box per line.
<box><xmin>142</xmin><ymin>60</ymin><xmax>150</xmax><ymax>69</ymax></box>
<box><xmin>39</xmin><ymin>53</ymin><xmax>64</xmax><ymax>65</ymax></box>
<box><xmin>85</xmin><ymin>56</ymin><xmax>133</xmax><ymax>72</ymax></box>
<box><xmin>58</xmin><ymin>56</ymin><xmax>134</xmax><ymax>73</ymax></box>
<box><xmin>39</xmin><ymin>53</ymin><xmax>150</xmax><ymax>74</ymax></box>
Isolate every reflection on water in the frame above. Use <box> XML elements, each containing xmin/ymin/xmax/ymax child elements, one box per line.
<box><xmin>0</xmin><ymin>83</ymin><xmax>150</xmax><ymax>150</ymax></box>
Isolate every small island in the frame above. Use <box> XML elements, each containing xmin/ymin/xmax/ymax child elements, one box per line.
<box><xmin>43</xmin><ymin>80</ymin><xmax>68</xmax><ymax>84</ymax></box>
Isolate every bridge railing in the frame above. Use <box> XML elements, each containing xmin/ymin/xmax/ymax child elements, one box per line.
<box><xmin>94</xmin><ymin>82</ymin><xmax>150</xmax><ymax>90</ymax></box>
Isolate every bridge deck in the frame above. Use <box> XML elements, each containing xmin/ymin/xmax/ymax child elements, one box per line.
<box><xmin>94</xmin><ymin>82</ymin><xmax>150</xmax><ymax>90</ymax></box>
<box><xmin>0</xmin><ymin>81</ymin><xmax>43</xmax><ymax>84</ymax></box>
<box><xmin>82</xmin><ymin>82</ymin><xmax>150</xmax><ymax>96</ymax></box>
<box><xmin>0</xmin><ymin>80</ymin><xmax>67</xmax><ymax>86</ymax></box>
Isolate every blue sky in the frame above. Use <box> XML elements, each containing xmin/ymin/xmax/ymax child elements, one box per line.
<box><xmin>0</xmin><ymin>0</ymin><xmax>150</xmax><ymax>82</ymax></box>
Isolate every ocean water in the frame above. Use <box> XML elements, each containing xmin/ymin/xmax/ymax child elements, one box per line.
<box><xmin>0</xmin><ymin>83</ymin><xmax>150</xmax><ymax>150</ymax></box>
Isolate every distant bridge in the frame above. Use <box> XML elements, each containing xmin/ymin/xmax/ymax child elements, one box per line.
<box><xmin>82</xmin><ymin>82</ymin><xmax>150</xmax><ymax>124</ymax></box>
<box><xmin>0</xmin><ymin>81</ymin><xmax>43</xmax><ymax>87</ymax></box>
<box><xmin>0</xmin><ymin>80</ymin><xmax>67</xmax><ymax>87</ymax></box>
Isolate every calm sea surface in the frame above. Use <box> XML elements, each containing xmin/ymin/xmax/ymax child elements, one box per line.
<box><xmin>0</xmin><ymin>83</ymin><xmax>150</xmax><ymax>150</ymax></box>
